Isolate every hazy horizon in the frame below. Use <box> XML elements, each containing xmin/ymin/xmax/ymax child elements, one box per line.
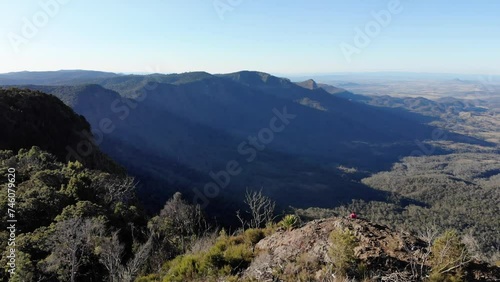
<box><xmin>0</xmin><ymin>69</ymin><xmax>500</xmax><ymax>85</ymax></box>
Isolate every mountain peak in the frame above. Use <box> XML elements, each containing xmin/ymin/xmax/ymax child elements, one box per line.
<box><xmin>159</xmin><ymin>71</ymin><xmax>214</xmax><ymax>84</ymax></box>
<box><xmin>219</xmin><ymin>71</ymin><xmax>292</xmax><ymax>87</ymax></box>
<box><xmin>296</xmin><ymin>79</ymin><xmax>319</xmax><ymax>90</ymax></box>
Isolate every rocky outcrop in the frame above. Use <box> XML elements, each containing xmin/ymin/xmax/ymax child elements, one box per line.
<box><xmin>244</xmin><ymin>217</ymin><xmax>499</xmax><ymax>281</ymax></box>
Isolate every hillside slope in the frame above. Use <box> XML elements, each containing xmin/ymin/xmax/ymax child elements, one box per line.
<box><xmin>7</xmin><ymin>71</ymin><xmax>492</xmax><ymax>212</ymax></box>
<box><xmin>20</xmin><ymin>84</ymin><xmax>393</xmax><ymax>210</ymax></box>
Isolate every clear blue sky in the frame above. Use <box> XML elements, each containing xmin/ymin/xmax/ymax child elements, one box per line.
<box><xmin>1</xmin><ymin>0</ymin><xmax>499</xmax><ymax>75</ymax></box>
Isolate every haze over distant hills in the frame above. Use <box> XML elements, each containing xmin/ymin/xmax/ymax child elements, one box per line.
<box><xmin>0</xmin><ymin>70</ymin><xmax>493</xmax><ymax>212</ymax></box>
<box><xmin>285</xmin><ymin>71</ymin><xmax>500</xmax><ymax>82</ymax></box>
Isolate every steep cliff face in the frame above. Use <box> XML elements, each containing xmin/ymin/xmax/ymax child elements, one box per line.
<box><xmin>244</xmin><ymin>217</ymin><xmax>499</xmax><ymax>281</ymax></box>
<box><xmin>0</xmin><ymin>88</ymin><xmax>121</xmax><ymax>173</ymax></box>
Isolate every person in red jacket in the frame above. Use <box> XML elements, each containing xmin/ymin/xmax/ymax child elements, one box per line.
<box><xmin>349</xmin><ymin>211</ymin><xmax>357</xmax><ymax>219</ymax></box>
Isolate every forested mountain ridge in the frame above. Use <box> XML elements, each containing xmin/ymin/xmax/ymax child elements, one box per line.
<box><xmin>0</xmin><ymin>70</ymin><xmax>119</xmax><ymax>85</ymax></box>
<box><xmin>0</xmin><ymin>77</ymin><xmax>498</xmax><ymax>281</ymax></box>
<box><xmin>2</xmin><ymin>71</ymin><xmax>486</xmax><ymax>212</ymax></box>
<box><xmin>1</xmin><ymin>71</ymin><xmax>493</xmax><ymax>211</ymax></box>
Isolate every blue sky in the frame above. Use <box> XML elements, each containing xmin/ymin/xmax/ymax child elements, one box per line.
<box><xmin>1</xmin><ymin>0</ymin><xmax>499</xmax><ymax>75</ymax></box>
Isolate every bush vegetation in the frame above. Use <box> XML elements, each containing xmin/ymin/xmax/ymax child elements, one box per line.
<box><xmin>328</xmin><ymin>227</ymin><xmax>358</xmax><ymax>275</ymax></box>
<box><xmin>158</xmin><ymin>228</ymin><xmax>263</xmax><ymax>282</ymax></box>
<box><xmin>278</xmin><ymin>214</ymin><xmax>300</xmax><ymax>231</ymax></box>
<box><xmin>0</xmin><ymin>147</ymin><xmax>207</xmax><ymax>281</ymax></box>
<box><xmin>428</xmin><ymin>230</ymin><xmax>469</xmax><ymax>282</ymax></box>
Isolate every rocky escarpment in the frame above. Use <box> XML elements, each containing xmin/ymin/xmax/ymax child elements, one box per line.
<box><xmin>244</xmin><ymin>217</ymin><xmax>499</xmax><ymax>281</ymax></box>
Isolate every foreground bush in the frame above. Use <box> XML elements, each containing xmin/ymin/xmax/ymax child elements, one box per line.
<box><xmin>279</xmin><ymin>214</ymin><xmax>300</xmax><ymax>231</ymax></box>
<box><xmin>328</xmin><ymin>227</ymin><xmax>358</xmax><ymax>275</ymax></box>
<box><xmin>160</xmin><ymin>231</ymin><xmax>260</xmax><ymax>281</ymax></box>
<box><xmin>429</xmin><ymin>230</ymin><xmax>469</xmax><ymax>282</ymax></box>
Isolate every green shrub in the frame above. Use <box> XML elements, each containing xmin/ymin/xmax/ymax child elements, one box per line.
<box><xmin>136</xmin><ymin>273</ymin><xmax>161</xmax><ymax>282</ymax></box>
<box><xmin>428</xmin><ymin>271</ymin><xmax>464</xmax><ymax>282</ymax></box>
<box><xmin>429</xmin><ymin>230</ymin><xmax>468</xmax><ymax>281</ymax></box>
<box><xmin>279</xmin><ymin>214</ymin><xmax>300</xmax><ymax>231</ymax></box>
<box><xmin>270</xmin><ymin>253</ymin><xmax>323</xmax><ymax>282</ymax></box>
<box><xmin>205</xmin><ymin>243</ymin><xmax>226</xmax><ymax>270</ymax></box>
<box><xmin>224</xmin><ymin>243</ymin><xmax>253</xmax><ymax>272</ymax></box>
<box><xmin>162</xmin><ymin>232</ymin><xmax>256</xmax><ymax>281</ymax></box>
<box><xmin>5</xmin><ymin>251</ymin><xmax>35</xmax><ymax>282</ymax></box>
<box><xmin>244</xmin><ymin>228</ymin><xmax>265</xmax><ymax>245</ymax></box>
<box><xmin>228</xmin><ymin>235</ymin><xmax>245</xmax><ymax>245</ymax></box>
<box><xmin>263</xmin><ymin>222</ymin><xmax>278</xmax><ymax>236</ymax></box>
<box><xmin>328</xmin><ymin>227</ymin><xmax>358</xmax><ymax>275</ymax></box>
<box><xmin>163</xmin><ymin>254</ymin><xmax>201</xmax><ymax>282</ymax></box>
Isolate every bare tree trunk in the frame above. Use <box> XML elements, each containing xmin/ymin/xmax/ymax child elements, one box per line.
<box><xmin>244</xmin><ymin>189</ymin><xmax>275</xmax><ymax>228</ymax></box>
<box><xmin>70</xmin><ymin>250</ymin><xmax>78</xmax><ymax>282</ymax></box>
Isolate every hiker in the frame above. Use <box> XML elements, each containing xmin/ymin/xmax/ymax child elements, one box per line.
<box><xmin>349</xmin><ymin>211</ymin><xmax>357</xmax><ymax>219</ymax></box>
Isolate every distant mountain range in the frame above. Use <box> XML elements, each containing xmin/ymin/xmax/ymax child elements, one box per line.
<box><xmin>319</xmin><ymin>87</ymin><xmax>490</xmax><ymax>118</ymax></box>
<box><xmin>284</xmin><ymin>71</ymin><xmax>500</xmax><ymax>82</ymax></box>
<box><xmin>0</xmin><ymin>70</ymin><xmax>491</xmax><ymax>212</ymax></box>
<box><xmin>0</xmin><ymin>70</ymin><xmax>119</xmax><ymax>85</ymax></box>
